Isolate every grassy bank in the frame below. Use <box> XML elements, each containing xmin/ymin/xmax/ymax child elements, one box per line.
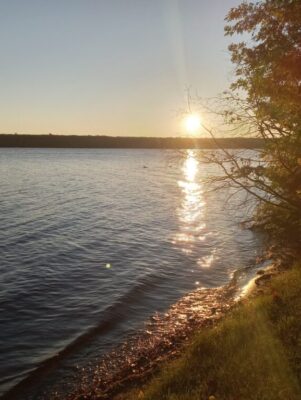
<box><xmin>117</xmin><ymin>262</ymin><xmax>301</xmax><ymax>400</ymax></box>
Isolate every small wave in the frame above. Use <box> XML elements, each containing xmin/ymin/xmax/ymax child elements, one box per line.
<box><xmin>0</xmin><ymin>272</ymin><xmax>162</xmax><ymax>400</ymax></box>
<box><xmin>45</xmin><ymin>281</ymin><xmax>239</xmax><ymax>400</ymax></box>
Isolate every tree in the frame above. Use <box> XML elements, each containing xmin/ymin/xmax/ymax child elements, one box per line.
<box><xmin>201</xmin><ymin>0</ymin><xmax>301</xmax><ymax>260</ymax></box>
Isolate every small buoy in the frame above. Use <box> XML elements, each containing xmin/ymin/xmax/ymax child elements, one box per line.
<box><xmin>105</xmin><ymin>263</ymin><xmax>111</xmax><ymax>269</ymax></box>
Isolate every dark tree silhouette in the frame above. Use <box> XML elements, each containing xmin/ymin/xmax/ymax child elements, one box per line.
<box><xmin>199</xmin><ymin>0</ymin><xmax>301</xmax><ymax>259</ymax></box>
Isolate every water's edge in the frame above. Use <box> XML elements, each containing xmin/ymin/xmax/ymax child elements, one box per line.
<box><xmin>1</xmin><ymin>261</ymin><xmax>267</xmax><ymax>400</ymax></box>
<box><xmin>0</xmin><ymin>148</ymin><xmax>263</xmax><ymax>399</ymax></box>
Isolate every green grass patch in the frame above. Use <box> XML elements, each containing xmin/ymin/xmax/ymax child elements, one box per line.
<box><xmin>120</xmin><ymin>263</ymin><xmax>301</xmax><ymax>400</ymax></box>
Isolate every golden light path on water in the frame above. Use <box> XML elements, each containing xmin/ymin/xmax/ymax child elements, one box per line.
<box><xmin>173</xmin><ymin>150</ymin><xmax>215</xmax><ymax>280</ymax></box>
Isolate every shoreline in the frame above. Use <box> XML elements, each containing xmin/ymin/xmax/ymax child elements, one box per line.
<box><xmin>2</xmin><ymin>262</ymin><xmax>277</xmax><ymax>400</ymax></box>
<box><xmin>49</xmin><ymin>284</ymin><xmax>237</xmax><ymax>400</ymax></box>
<box><xmin>119</xmin><ymin>259</ymin><xmax>301</xmax><ymax>400</ymax></box>
<box><xmin>43</xmin><ymin>263</ymin><xmax>276</xmax><ymax>400</ymax></box>
<box><xmin>0</xmin><ymin>134</ymin><xmax>264</xmax><ymax>149</ymax></box>
<box><xmin>0</xmin><ymin>277</ymin><xmax>239</xmax><ymax>400</ymax></box>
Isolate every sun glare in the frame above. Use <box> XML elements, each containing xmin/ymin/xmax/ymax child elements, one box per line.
<box><xmin>184</xmin><ymin>114</ymin><xmax>201</xmax><ymax>135</ymax></box>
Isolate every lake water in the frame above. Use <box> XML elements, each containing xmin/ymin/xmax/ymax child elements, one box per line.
<box><xmin>0</xmin><ymin>148</ymin><xmax>262</xmax><ymax>398</ymax></box>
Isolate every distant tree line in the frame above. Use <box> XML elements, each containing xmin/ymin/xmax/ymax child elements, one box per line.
<box><xmin>0</xmin><ymin>134</ymin><xmax>264</xmax><ymax>149</ymax></box>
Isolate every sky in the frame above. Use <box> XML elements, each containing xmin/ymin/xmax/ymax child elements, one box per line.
<box><xmin>0</xmin><ymin>0</ymin><xmax>242</xmax><ymax>136</ymax></box>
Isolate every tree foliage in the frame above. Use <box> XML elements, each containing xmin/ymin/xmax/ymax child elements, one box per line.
<box><xmin>204</xmin><ymin>0</ymin><xmax>301</xmax><ymax>259</ymax></box>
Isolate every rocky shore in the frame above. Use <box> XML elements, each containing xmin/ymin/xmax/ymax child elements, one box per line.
<box><xmin>45</xmin><ymin>261</ymin><xmax>282</xmax><ymax>400</ymax></box>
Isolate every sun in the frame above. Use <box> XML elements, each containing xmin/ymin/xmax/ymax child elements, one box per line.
<box><xmin>184</xmin><ymin>114</ymin><xmax>201</xmax><ymax>135</ymax></box>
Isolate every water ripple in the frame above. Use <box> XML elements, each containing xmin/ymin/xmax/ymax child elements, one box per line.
<box><xmin>0</xmin><ymin>148</ymin><xmax>262</xmax><ymax>397</ymax></box>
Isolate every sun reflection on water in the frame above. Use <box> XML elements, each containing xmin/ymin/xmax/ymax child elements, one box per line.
<box><xmin>173</xmin><ymin>150</ymin><xmax>215</xmax><ymax>269</ymax></box>
<box><xmin>173</xmin><ymin>151</ymin><xmax>205</xmax><ymax>253</ymax></box>
<box><xmin>198</xmin><ymin>253</ymin><xmax>215</xmax><ymax>268</ymax></box>
<box><xmin>184</xmin><ymin>154</ymin><xmax>198</xmax><ymax>182</ymax></box>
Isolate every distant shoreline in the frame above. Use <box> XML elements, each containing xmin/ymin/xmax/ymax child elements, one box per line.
<box><xmin>0</xmin><ymin>134</ymin><xmax>263</xmax><ymax>149</ymax></box>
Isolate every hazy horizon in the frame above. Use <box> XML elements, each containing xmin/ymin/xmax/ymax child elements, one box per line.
<box><xmin>1</xmin><ymin>0</ymin><xmax>241</xmax><ymax>136</ymax></box>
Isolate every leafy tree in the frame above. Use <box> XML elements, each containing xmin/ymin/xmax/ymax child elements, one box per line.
<box><xmin>202</xmin><ymin>0</ymin><xmax>301</xmax><ymax>260</ymax></box>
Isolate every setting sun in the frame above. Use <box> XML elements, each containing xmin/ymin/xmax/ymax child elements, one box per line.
<box><xmin>184</xmin><ymin>114</ymin><xmax>201</xmax><ymax>135</ymax></box>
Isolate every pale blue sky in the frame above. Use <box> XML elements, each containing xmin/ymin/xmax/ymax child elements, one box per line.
<box><xmin>0</xmin><ymin>0</ymin><xmax>241</xmax><ymax>136</ymax></box>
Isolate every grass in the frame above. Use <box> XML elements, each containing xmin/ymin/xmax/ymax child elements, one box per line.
<box><xmin>117</xmin><ymin>262</ymin><xmax>301</xmax><ymax>400</ymax></box>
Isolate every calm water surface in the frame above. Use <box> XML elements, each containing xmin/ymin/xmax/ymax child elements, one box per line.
<box><xmin>0</xmin><ymin>149</ymin><xmax>262</xmax><ymax>397</ymax></box>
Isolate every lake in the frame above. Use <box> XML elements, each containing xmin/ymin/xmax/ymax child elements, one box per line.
<box><xmin>0</xmin><ymin>148</ymin><xmax>263</xmax><ymax>398</ymax></box>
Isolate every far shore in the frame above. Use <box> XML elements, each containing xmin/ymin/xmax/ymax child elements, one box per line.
<box><xmin>0</xmin><ymin>134</ymin><xmax>264</xmax><ymax>149</ymax></box>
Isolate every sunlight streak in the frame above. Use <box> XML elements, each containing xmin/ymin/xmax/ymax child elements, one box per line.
<box><xmin>172</xmin><ymin>150</ymin><xmax>217</xmax><ymax>272</ymax></box>
<box><xmin>173</xmin><ymin>150</ymin><xmax>206</xmax><ymax>254</ymax></box>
